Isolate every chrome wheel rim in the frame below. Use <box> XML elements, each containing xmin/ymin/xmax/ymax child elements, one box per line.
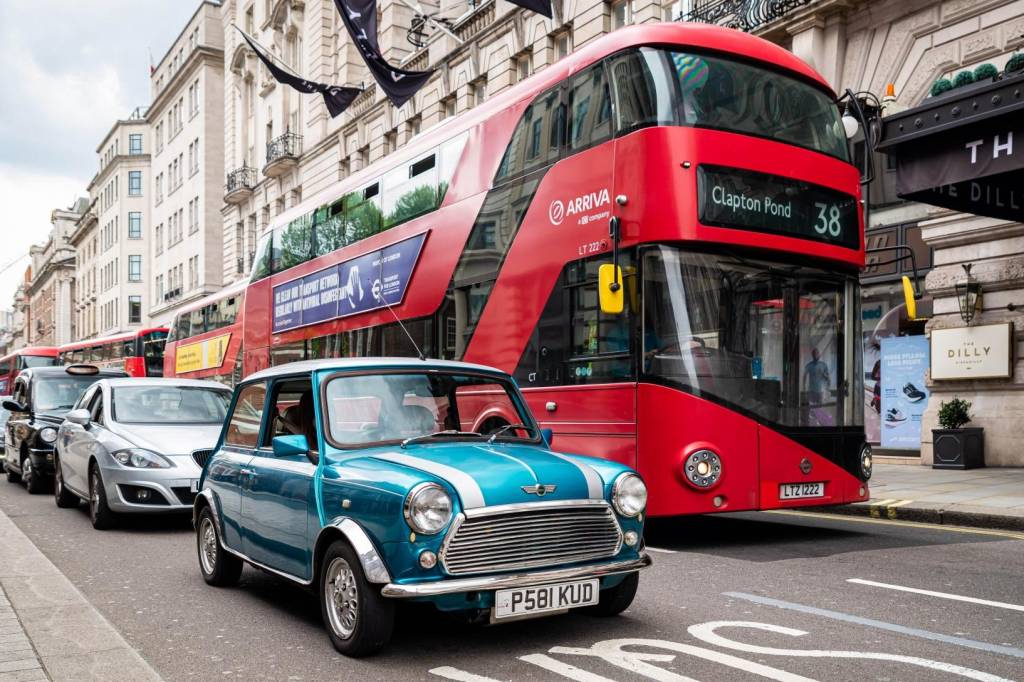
<box><xmin>324</xmin><ymin>557</ymin><xmax>358</xmax><ymax>639</ymax></box>
<box><xmin>90</xmin><ymin>471</ymin><xmax>99</xmax><ymax>518</ymax></box>
<box><xmin>199</xmin><ymin>517</ymin><xmax>217</xmax><ymax>575</ymax></box>
<box><xmin>22</xmin><ymin>459</ymin><xmax>32</xmax><ymax>488</ymax></box>
<box><xmin>54</xmin><ymin>461</ymin><xmax>62</xmax><ymax>496</ymax></box>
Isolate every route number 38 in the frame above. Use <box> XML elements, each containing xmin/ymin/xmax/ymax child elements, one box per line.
<box><xmin>813</xmin><ymin>202</ymin><xmax>843</xmax><ymax>237</ymax></box>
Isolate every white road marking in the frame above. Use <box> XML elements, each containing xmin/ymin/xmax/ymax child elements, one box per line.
<box><xmin>644</xmin><ymin>546</ymin><xmax>677</xmax><ymax>554</ymax></box>
<box><xmin>870</xmin><ymin>498</ymin><xmax>897</xmax><ymax>506</ymax></box>
<box><xmin>886</xmin><ymin>499</ymin><xmax>914</xmax><ymax>508</ymax></box>
<box><xmin>848</xmin><ymin>578</ymin><xmax>1024</xmax><ymax>613</ymax></box>
<box><xmin>724</xmin><ymin>592</ymin><xmax>1024</xmax><ymax>659</ymax></box>
<box><xmin>688</xmin><ymin>621</ymin><xmax>1012</xmax><ymax>682</ymax></box>
<box><xmin>519</xmin><ymin>654</ymin><xmax>619</xmax><ymax>681</ymax></box>
<box><xmin>430</xmin><ymin>666</ymin><xmax>502</xmax><ymax>682</ymax></box>
<box><xmin>552</xmin><ymin>637</ymin><xmax>817</xmax><ymax>682</ymax></box>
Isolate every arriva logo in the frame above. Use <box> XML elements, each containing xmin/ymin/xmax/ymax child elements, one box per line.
<box><xmin>549</xmin><ymin>189</ymin><xmax>611</xmax><ymax>226</ymax></box>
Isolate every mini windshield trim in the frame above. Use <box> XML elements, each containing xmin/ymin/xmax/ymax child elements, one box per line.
<box><xmin>319</xmin><ymin>369</ymin><xmax>543</xmax><ymax>451</ymax></box>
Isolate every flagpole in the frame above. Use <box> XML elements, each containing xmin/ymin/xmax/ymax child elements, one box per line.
<box><xmin>395</xmin><ymin>0</ymin><xmax>465</xmax><ymax>45</ymax></box>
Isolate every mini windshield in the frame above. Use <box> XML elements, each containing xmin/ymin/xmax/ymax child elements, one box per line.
<box><xmin>324</xmin><ymin>372</ymin><xmax>537</xmax><ymax>447</ymax></box>
<box><xmin>112</xmin><ymin>386</ymin><xmax>230</xmax><ymax>424</ymax></box>
<box><xmin>34</xmin><ymin>376</ymin><xmax>102</xmax><ymax>412</ymax></box>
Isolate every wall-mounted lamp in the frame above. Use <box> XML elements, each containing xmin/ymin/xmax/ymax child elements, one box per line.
<box><xmin>955</xmin><ymin>264</ymin><xmax>983</xmax><ymax>325</ymax></box>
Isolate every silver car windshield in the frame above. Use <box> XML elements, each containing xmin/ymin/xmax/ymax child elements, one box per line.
<box><xmin>324</xmin><ymin>372</ymin><xmax>537</xmax><ymax>447</ymax></box>
<box><xmin>112</xmin><ymin>386</ymin><xmax>230</xmax><ymax>424</ymax></box>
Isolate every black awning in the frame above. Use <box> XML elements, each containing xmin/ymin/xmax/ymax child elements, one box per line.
<box><xmin>877</xmin><ymin>71</ymin><xmax>1024</xmax><ymax>221</ymax></box>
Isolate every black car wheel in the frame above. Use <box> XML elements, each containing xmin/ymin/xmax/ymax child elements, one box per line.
<box><xmin>4</xmin><ymin>460</ymin><xmax>20</xmax><ymax>483</ymax></box>
<box><xmin>88</xmin><ymin>465</ymin><xmax>117</xmax><ymax>530</ymax></box>
<box><xmin>22</xmin><ymin>454</ymin><xmax>47</xmax><ymax>495</ymax></box>
<box><xmin>53</xmin><ymin>456</ymin><xmax>78</xmax><ymax>508</ymax></box>
<box><xmin>585</xmin><ymin>572</ymin><xmax>639</xmax><ymax>617</ymax></box>
<box><xmin>196</xmin><ymin>506</ymin><xmax>242</xmax><ymax>587</ymax></box>
<box><xmin>319</xmin><ymin>540</ymin><xmax>394</xmax><ymax>657</ymax></box>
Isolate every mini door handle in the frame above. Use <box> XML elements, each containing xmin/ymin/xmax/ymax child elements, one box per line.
<box><xmin>240</xmin><ymin>468</ymin><xmax>256</xmax><ymax>476</ymax></box>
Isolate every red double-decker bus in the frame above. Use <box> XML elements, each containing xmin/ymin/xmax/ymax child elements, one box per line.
<box><xmin>0</xmin><ymin>348</ymin><xmax>59</xmax><ymax>394</ymax></box>
<box><xmin>238</xmin><ymin>23</ymin><xmax>870</xmax><ymax>516</ymax></box>
<box><xmin>163</xmin><ymin>281</ymin><xmax>246</xmax><ymax>386</ymax></box>
<box><xmin>58</xmin><ymin>328</ymin><xmax>168</xmax><ymax>377</ymax></box>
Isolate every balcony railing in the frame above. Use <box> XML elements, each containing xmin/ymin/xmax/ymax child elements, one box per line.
<box><xmin>225</xmin><ymin>166</ymin><xmax>258</xmax><ymax>194</ymax></box>
<box><xmin>266</xmin><ymin>132</ymin><xmax>302</xmax><ymax>164</ymax></box>
<box><xmin>677</xmin><ymin>0</ymin><xmax>813</xmax><ymax>32</ymax></box>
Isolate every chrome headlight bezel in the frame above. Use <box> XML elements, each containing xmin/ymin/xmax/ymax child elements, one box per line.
<box><xmin>403</xmin><ymin>482</ymin><xmax>453</xmax><ymax>535</ymax></box>
<box><xmin>112</xmin><ymin>448</ymin><xmax>171</xmax><ymax>469</ymax></box>
<box><xmin>612</xmin><ymin>473</ymin><xmax>647</xmax><ymax>518</ymax></box>
<box><xmin>38</xmin><ymin>427</ymin><xmax>58</xmax><ymax>444</ymax></box>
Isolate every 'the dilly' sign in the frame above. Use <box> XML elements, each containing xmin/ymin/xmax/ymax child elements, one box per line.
<box><xmin>930</xmin><ymin>322</ymin><xmax>1014</xmax><ymax>380</ymax></box>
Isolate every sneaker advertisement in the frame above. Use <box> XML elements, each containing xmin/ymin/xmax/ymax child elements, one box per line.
<box><xmin>880</xmin><ymin>336</ymin><xmax>930</xmax><ymax>449</ymax></box>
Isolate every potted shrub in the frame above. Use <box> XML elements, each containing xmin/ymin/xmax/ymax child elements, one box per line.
<box><xmin>932</xmin><ymin>397</ymin><xmax>984</xmax><ymax>469</ymax></box>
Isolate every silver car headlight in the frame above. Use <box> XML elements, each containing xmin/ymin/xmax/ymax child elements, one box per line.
<box><xmin>38</xmin><ymin>427</ymin><xmax>58</xmax><ymax>444</ymax></box>
<box><xmin>612</xmin><ymin>473</ymin><xmax>647</xmax><ymax>517</ymax></box>
<box><xmin>112</xmin><ymin>448</ymin><xmax>170</xmax><ymax>469</ymax></box>
<box><xmin>403</xmin><ymin>483</ymin><xmax>453</xmax><ymax>535</ymax></box>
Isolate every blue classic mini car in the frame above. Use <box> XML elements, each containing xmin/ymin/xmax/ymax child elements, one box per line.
<box><xmin>194</xmin><ymin>358</ymin><xmax>650</xmax><ymax>656</ymax></box>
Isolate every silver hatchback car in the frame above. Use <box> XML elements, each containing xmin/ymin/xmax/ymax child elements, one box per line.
<box><xmin>54</xmin><ymin>378</ymin><xmax>231</xmax><ymax>529</ymax></box>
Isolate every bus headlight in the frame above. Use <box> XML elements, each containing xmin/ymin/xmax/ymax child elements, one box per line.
<box><xmin>684</xmin><ymin>449</ymin><xmax>721</xmax><ymax>489</ymax></box>
<box><xmin>612</xmin><ymin>473</ymin><xmax>647</xmax><ymax>517</ymax></box>
<box><xmin>860</xmin><ymin>444</ymin><xmax>873</xmax><ymax>480</ymax></box>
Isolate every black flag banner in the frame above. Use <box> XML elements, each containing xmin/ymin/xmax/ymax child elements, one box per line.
<box><xmin>507</xmin><ymin>0</ymin><xmax>553</xmax><ymax>18</ymax></box>
<box><xmin>333</xmin><ymin>0</ymin><xmax>433</xmax><ymax>109</ymax></box>
<box><xmin>236</xmin><ymin>27</ymin><xmax>360</xmax><ymax>118</ymax></box>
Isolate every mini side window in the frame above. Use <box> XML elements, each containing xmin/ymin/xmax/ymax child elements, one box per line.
<box><xmin>225</xmin><ymin>382</ymin><xmax>267</xmax><ymax>448</ymax></box>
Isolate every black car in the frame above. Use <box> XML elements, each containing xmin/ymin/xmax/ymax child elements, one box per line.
<box><xmin>3</xmin><ymin>365</ymin><xmax>127</xmax><ymax>493</ymax></box>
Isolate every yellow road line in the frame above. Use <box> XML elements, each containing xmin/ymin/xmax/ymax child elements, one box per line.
<box><xmin>765</xmin><ymin>509</ymin><xmax>1024</xmax><ymax>541</ymax></box>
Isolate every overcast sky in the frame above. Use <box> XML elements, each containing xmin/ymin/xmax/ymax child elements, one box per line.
<box><xmin>0</xmin><ymin>0</ymin><xmax>202</xmax><ymax>315</ymax></box>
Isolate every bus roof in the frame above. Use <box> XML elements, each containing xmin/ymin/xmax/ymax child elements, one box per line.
<box><xmin>59</xmin><ymin>328</ymin><xmax>169</xmax><ymax>353</ymax></box>
<box><xmin>171</xmin><ymin>279</ymin><xmax>247</xmax><ymax>319</ymax></box>
<box><xmin>0</xmin><ymin>347</ymin><xmax>59</xmax><ymax>363</ymax></box>
<box><xmin>270</xmin><ymin>22</ymin><xmax>835</xmax><ymax>232</ymax></box>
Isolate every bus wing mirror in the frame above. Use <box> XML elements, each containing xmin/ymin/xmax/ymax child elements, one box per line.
<box><xmin>598</xmin><ymin>264</ymin><xmax>624</xmax><ymax>315</ymax></box>
<box><xmin>902</xmin><ymin>275</ymin><xmax>918</xmax><ymax>321</ymax></box>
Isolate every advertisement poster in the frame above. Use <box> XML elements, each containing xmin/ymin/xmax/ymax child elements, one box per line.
<box><xmin>880</xmin><ymin>336</ymin><xmax>930</xmax><ymax>449</ymax></box>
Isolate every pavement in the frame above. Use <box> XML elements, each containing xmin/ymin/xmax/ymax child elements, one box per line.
<box><xmin>1</xmin><ymin>476</ymin><xmax>1022</xmax><ymax>681</ymax></box>
<box><xmin>809</xmin><ymin>462</ymin><xmax>1024</xmax><ymax>531</ymax></box>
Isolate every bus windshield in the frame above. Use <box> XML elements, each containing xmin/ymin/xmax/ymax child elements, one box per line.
<box><xmin>142</xmin><ymin>331</ymin><xmax>168</xmax><ymax>376</ymax></box>
<box><xmin>19</xmin><ymin>355</ymin><xmax>57</xmax><ymax>370</ymax></box>
<box><xmin>642</xmin><ymin>246</ymin><xmax>860</xmax><ymax>428</ymax></box>
<box><xmin>610</xmin><ymin>48</ymin><xmax>849</xmax><ymax>161</ymax></box>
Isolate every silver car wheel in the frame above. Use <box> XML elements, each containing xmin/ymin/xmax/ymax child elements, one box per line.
<box><xmin>90</xmin><ymin>471</ymin><xmax>99</xmax><ymax>514</ymax></box>
<box><xmin>199</xmin><ymin>517</ymin><xmax>218</xmax><ymax>575</ymax></box>
<box><xmin>324</xmin><ymin>557</ymin><xmax>358</xmax><ymax>640</ymax></box>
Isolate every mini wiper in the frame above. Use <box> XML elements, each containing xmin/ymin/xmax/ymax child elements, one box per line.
<box><xmin>487</xmin><ymin>423</ymin><xmax>536</xmax><ymax>444</ymax></box>
<box><xmin>401</xmin><ymin>430</ymin><xmax>484</xmax><ymax>448</ymax></box>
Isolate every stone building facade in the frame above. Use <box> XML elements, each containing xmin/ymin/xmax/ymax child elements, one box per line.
<box><xmin>70</xmin><ymin>201</ymin><xmax>99</xmax><ymax>341</ymax></box>
<box><xmin>25</xmin><ymin>201</ymin><xmax>86</xmax><ymax>347</ymax></box>
<box><xmin>148</xmin><ymin>0</ymin><xmax>227</xmax><ymax>327</ymax></box>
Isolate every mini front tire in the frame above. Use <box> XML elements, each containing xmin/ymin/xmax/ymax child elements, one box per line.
<box><xmin>585</xmin><ymin>572</ymin><xmax>639</xmax><ymax>617</ymax></box>
<box><xmin>196</xmin><ymin>506</ymin><xmax>242</xmax><ymax>587</ymax></box>
<box><xmin>319</xmin><ymin>540</ymin><xmax>394</xmax><ymax>657</ymax></box>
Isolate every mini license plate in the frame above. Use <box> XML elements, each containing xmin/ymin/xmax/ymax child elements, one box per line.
<box><xmin>189</xmin><ymin>479</ymin><xmax>200</xmax><ymax>493</ymax></box>
<box><xmin>779</xmin><ymin>482</ymin><xmax>824</xmax><ymax>499</ymax></box>
<box><xmin>493</xmin><ymin>579</ymin><xmax>599</xmax><ymax>620</ymax></box>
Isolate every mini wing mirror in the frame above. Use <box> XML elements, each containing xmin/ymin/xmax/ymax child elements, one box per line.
<box><xmin>272</xmin><ymin>434</ymin><xmax>309</xmax><ymax>458</ymax></box>
<box><xmin>540</xmin><ymin>428</ymin><xmax>554</xmax><ymax>447</ymax></box>
<box><xmin>65</xmin><ymin>409</ymin><xmax>91</xmax><ymax>427</ymax></box>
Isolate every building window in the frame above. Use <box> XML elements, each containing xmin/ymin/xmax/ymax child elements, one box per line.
<box><xmin>128</xmin><ymin>171</ymin><xmax>142</xmax><ymax>196</ymax></box>
<box><xmin>128</xmin><ymin>296</ymin><xmax>142</xmax><ymax>324</ymax></box>
<box><xmin>554</xmin><ymin>31</ymin><xmax>572</xmax><ymax>61</ymax></box>
<box><xmin>516</xmin><ymin>53</ymin><xmax>532</xmax><ymax>83</ymax></box>
<box><xmin>129</xmin><ymin>134</ymin><xmax>143</xmax><ymax>155</ymax></box>
<box><xmin>470</xmin><ymin>79</ymin><xmax>487</xmax><ymax>108</ymax></box>
<box><xmin>128</xmin><ymin>255</ymin><xmax>142</xmax><ymax>282</ymax></box>
<box><xmin>128</xmin><ymin>212</ymin><xmax>142</xmax><ymax>239</ymax></box>
<box><xmin>611</xmin><ymin>0</ymin><xmax>633</xmax><ymax>29</ymax></box>
<box><xmin>442</xmin><ymin>97</ymin><xmax>456</xmax><ymax>120</ymax></box>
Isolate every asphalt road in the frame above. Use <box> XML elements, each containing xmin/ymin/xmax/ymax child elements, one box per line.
<box><xmin>1</xmin><ymin>480</ymin><xmax>1022</xmax><ymax>682</ymax></box>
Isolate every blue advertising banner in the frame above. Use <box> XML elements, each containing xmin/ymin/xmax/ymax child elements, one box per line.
<box><xmin>272</xmin><ymin>233</ymin><xmax>427</xmax><ymax>334</ymax></box>
<box><xmin>880</xmin><ymin>336</ymin><xmax>930</xmax><ymax>449</ymax></box>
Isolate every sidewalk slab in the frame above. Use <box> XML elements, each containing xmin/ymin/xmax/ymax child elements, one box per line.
<box><xmin>806</xmin><ymin>463</ymin><xmax>1024</xmax><ymax>531</ymax></box>
<box><xmin>0</xmin><ymin>509</ymin><xmax>161</xmax><ymax>682</ymax></box>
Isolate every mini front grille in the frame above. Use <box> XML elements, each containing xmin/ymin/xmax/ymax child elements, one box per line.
<box><xmin>191</xmin><ymin>449</ymin><xmax>213</xmax><ymax>468</ymax></box>
<box><xmin>440</xmin><ymin>502</ymin><xmax>622</xmax><ymax>576</ymax></box>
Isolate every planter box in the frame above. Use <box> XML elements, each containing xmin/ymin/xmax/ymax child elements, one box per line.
<box><xmin>932</xmin><ymin>428</ymin><xmax>985</xmax><ymax>469</ymax></box>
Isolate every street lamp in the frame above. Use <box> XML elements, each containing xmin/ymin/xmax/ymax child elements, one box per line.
<box><xmin>955</xmin><ymin>264</ymin><xmax>983</xmax><ymax>325</ymax></box>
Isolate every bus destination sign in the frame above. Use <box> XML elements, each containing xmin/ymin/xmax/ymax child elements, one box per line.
<box><xmin>272</xmin><ymin>233</ymin><xmax>427</xmax><ymax>334</ymax></box>
<box><xmin>697</xmin><ymin>165</ymin><xmax>859</xmax><ymax>250</ymax></box>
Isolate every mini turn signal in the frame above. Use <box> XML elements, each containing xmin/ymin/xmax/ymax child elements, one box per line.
<box><xmin>623</xmin><ymin>531</ymin><xmax>639</xmax><ymax>547</ymax></box>
<box><xmin>419</xmin><ymin>550</ymin><xmax>437</xmax><ymax>569</ymax></box>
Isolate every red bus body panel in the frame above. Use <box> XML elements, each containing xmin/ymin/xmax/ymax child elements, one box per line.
<box><xmin>0</xmin><ymin>347</ymin><xmax>59</xmax><ymax>394</ymax></box>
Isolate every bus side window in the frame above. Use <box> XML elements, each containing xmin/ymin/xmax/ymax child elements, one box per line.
<box><xmin>175</xmin><ymin>313</ymin><xmax>190</xmax><ymax>341</ymax></box>
<box><xmin>382</xmin><ymin>152</ymin><xmax>438</xmax><ymax>229</ymax></box>
<box><xmin>345</xmin><ymin>183</ymin><xmax>383</xmax><ymax>244</ymax></box>
<box><xmin>495</xmin><ymin>85</ymin><xmax>566</xmax><ymax>183</ymax></box>
<box><xmin>190</xmin><ymin>308</ymin><xmax>206</xmax><ymax>338</ymax></box>
<box><xmin>607</xmin><ymin>49</ymin><xmax>673</xmax><ymax>135</ymax></box>
<box><xmin>438</xmin><ymin>132</ymin><xmax>469</xmax><ymax>204</ymax></box>
<box><xmin>207</xmin><ymin>303</ymin><xmax>222</xmax><ymax>331</ymax></box>
<box><xmin>250</xmin><ymin>231</ymin><xmax>274</xmax><ymax>282</ymax></box>
<box><xmin>568</xmin><ymin>64</ymin><xmax>613</xmax><ymax>152</ymax></box>
<box><xmin>278</xmin><ymin>213</ymin><xmax>315</xmax><ymax>271</ymax></box>
<box><xmin>221</xmin><ymin>297</ymin><xmax>239</xmax><ymax>327</ymax></box>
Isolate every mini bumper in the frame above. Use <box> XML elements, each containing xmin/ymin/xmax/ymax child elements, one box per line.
<box><xmin>380</xmin><ymin>554</ymin><xmax>652</xmax><ymax>598</ymax></box>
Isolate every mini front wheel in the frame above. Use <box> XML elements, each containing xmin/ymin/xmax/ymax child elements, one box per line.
<box><xmin>585</xmin><ymin>572</ymin><xmax>639</xmax><ymax>617</ymax></box>
<box><xmin>196</xmin><ymin>506</ymin><xmax>242</xmax><ymax>587</ymax></box>
<box><xmin>319</xmin><ymin>540</ymin><xmax>394</xmax><ymax>657</ymax></box>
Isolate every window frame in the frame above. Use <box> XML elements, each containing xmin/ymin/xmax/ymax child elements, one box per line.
<box><xmin>224</xmin><ymin>380</ymin><xmax>268</xmax><ymax>449</ymax></box>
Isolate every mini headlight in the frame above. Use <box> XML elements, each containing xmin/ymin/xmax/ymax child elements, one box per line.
<box><xmin>860</xmin><ymin>444</ymin><xmax>873</xmax><ymax>480</ymax></box>
<box><xmin>404</xmin><ymin>483</ymin><xmax>453</xmax><ymax>535</ymax></box>
<box><xmin>38</xmin><ymin>427</ymin><xmax>58</xmax><ymax>444</ymax></box>
<box><xmin>683</xmin><ymin>449</ymin><xmax>722</xmax><ymax>489</ymax></box>
<box><xmin>112</xmin><ymin>448</ymin><xmax>170</xmax><ymax>469</ymax></box>
<box><xmin>612</xmin><ymin>473</ymin><xmax>647</xmax><ymax>517</ymax></box>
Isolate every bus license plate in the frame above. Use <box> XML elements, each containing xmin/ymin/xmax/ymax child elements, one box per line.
<box><xmin>493</xmin><ymin>579</ymin><xmax>599</xmax><ymax>620</ymax></box>
<box><xmin>780</xmin><ymin>482</ymin><xmax>824</xmax><ymax>499</ymax></box>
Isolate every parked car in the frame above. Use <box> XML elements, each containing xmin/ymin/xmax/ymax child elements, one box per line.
<box><xmin>0</xmin><ymin>396</ymin><xmax>11</xmax><ymax>451</ymax></box>
<box><xmin>194</xmin><ymin>358</ymin><xmax>651</xmax><ymax>657</ymax></box>
<box><xmin>3</xmin><ymin>365</ymin><xmax>127</xmax><ymax>493</ymax></box>
<box><xmin>54</xmin><ymin>378</ymin><xmax>233</xmax><ymax>529</ymax></box>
